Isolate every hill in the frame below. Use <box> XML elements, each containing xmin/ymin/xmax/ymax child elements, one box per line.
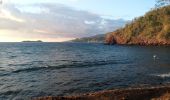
<box><xmin>70</xmin><ymin>19</ymin><xmax>127</xmax><ymax>43</ymax></box>
<box><xmin>71</xmin><ymin>34</ymin><xmax>105</xmax><ymax>43</ymax></box>
<box><xmin>105</xmin><ymin>6</ymin><xmax>170</xmax><ymax>45</ymax></box>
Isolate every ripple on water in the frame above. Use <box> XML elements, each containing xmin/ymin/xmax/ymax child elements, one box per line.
<box><xmin>0</xmin><ymin>43</ymin><xmax>170</xmax><ymax>99</ymax></box>
<box><xmin>10</xmin><ymin>59</ymin><xmax>131</xmax><ymax>74</ymax></box>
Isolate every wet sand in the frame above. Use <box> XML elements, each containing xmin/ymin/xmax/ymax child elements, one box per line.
<box><xmin>34</xmin><ymin>85</ymin><xmax>170</xmax><ymax>100</ymax></box>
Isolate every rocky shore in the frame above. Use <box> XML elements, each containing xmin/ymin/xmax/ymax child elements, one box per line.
<box><xmin>105</xmin><ymin>32</ymin><xmax>170</xmax><ymax>46</ymax></box>
<box><xmin>34</xmin><ymin>85</ymin><xmax>170</xmax><ymax>100</ymax></box>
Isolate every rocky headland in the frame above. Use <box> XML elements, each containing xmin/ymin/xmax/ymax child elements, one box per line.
<box><xmin>105</xmin><ymin>6</ymin><xmax>170</xmax><ymax>45</ymax></box>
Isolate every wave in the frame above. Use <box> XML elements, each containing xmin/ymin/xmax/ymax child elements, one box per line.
<box><xmin>154</xmin><ymin>73</ymin><xmax>170</xmax><ymax>78</ymax></box>
<box><xmin>0</xmin><ymin>89</ymin><xmax>21</xmax><ymax>96</ymax></box>
<box><xmin>11</xmin><ymin>59</ymin><xmax>131</xmax><ymax>74</ymax></box>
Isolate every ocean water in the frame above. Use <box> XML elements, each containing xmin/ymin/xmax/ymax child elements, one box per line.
<box><xmin>0</xmin><ymin>42</ymin><xmax>170</xmax><ymax>99</ymax></box>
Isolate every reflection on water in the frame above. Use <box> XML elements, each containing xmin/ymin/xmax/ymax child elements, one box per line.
<box><xmin>0</xmin><ymin>42</ymin><xmax>170</xmax><ymax>99</ymax></box>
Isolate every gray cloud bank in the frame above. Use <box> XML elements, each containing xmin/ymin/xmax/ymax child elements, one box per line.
<box><xmin>0</xmin><ymin>3</ymin><xmax>127</xmax><ymax>41</ymax></box>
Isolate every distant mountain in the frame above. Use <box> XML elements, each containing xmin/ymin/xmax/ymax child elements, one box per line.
<box><xmin>105</xmin><ymin>6</ymin><xmax>170</xmax><ymax>45</ymax></box>
<box><xmin>71</xmin><ymin>19</ymin><xmax>128</xmax><ymax>43</ymax></box>
<box><xmin>71</xmin><ymin>34</ymin><xmax>105</xmax><ymax>43</ymax></box>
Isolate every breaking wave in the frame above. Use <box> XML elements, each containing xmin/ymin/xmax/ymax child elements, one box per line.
<box><xmin>154</xmin><ymin>73</ymin><xmax>170</xmax><ymax>78</ymax></box>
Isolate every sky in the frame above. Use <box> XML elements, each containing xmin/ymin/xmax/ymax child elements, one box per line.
<box><xmin>0</xmin><ymin>0</ymin><xmax>156</xmax><ymax>42</ymax></box>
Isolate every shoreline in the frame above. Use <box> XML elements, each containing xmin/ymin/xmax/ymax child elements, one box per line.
<box><xmin>34</xmin><ymin>85</ymin><xmax>170</xmax><ymax>100</ymax></box>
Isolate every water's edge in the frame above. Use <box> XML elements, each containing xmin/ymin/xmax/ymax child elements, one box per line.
<box><xmin>34</xmin><ymin>84</ymin><xmax>170</xmax><ymax>100</ymax></box>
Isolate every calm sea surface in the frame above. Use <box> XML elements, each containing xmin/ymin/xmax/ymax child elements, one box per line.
<box><xmin>0</xmin><ymin>42</ymin><xmax>170</xmax><ymax>99</ymax></box>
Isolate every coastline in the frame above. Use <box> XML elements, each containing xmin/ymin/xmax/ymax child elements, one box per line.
<box><xmin>34</xmin><ymin>85</ymin><xmax>170</xmax><ymax>100</ymax></box>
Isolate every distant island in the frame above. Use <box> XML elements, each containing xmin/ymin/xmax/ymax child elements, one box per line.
<box><xmin>105</xmin><ymin>5</ymin><xmax>170</xmax><ymax>45</ymax></box>
<box><xmin>22</xmin><ymin>40</ymin><xmax>43</xmax><ymax>42</ymax></box>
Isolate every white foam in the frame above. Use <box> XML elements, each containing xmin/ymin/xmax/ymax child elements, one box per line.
<box><xmin>154</xmin><ymin>73</ymin><xmax>170</xmax><ymax>78</ymax></box>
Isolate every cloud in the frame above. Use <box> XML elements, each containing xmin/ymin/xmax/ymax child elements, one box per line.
<box><xmin>0</xmin><ymin>3</ymin><xmax>127</xmax><ymax>42</ymax></box>
<box><xmin>84</xmin><ymin>20</ymin><xmax>96</xmax><ymax>25</ymax></box>
<box><xmin>0</xmin><ymin>9</ymin><xmax>24</xmax><ymax>22</ymax></box>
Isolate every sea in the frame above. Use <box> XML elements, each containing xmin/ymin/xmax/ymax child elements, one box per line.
<box><xmin>0</xmin><ymin>42</ymin><xmax>170</xmax><ymax>99</ymax></box>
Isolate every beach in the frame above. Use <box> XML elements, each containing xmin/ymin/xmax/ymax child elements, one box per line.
<box><xmin>35</xmin><ymin>85</ymin><xmax>170</xmax><ymax>100</ymax></box>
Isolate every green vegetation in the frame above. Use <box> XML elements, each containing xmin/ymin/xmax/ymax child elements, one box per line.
<box><xmin>105</xmin><ymin>5</ymin><xmax>170</xmax><ymax>45</ymax></box>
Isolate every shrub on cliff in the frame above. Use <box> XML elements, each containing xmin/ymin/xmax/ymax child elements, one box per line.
<box><xmin>105</xmin><ymin>5</ymin><xmax>170</xmax><ymax>45</ymax></box>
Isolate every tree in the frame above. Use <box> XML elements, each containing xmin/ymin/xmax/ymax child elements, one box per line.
<box><xmin>156</xmin><ymin>0</ymin><xmax>170</xmax><ymax>7</ymax></box>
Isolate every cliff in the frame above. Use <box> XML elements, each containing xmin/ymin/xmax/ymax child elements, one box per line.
<box><xmin>105</xmin><ymin>6</ymin><xmax>170</xmax><ymax>45</ymax></box>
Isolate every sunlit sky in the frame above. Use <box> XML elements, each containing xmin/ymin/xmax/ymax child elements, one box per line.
<box><xmin>0</xmin><ymin>0</ymin><xmax>156</xmax><ymax>42</ymax></box>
